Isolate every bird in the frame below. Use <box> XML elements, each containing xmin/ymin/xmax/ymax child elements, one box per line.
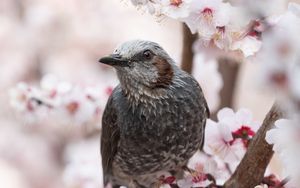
<box><xmin>99</xmin><ymin>40</ymin><xmax>209</xmax><ymax>188</ymax></box>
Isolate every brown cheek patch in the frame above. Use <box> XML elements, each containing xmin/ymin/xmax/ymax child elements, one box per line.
<box><xmin>152</xmin><ymin>57</ymin><xmax>174</xmax><ymax>88</ymax></box>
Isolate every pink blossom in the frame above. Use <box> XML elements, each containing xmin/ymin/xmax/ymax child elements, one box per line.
<box><xmin>204</xmin><ymin>108</ymin><xmax>259</xmax><ymax>165</ymax></box>
<box><xmin>130</xmin><ymin>0</ymin><xmax>157</xmax><ymax>15</ymax></box>
<box><xmin>231</xmin><ymin>35</ymin><xmax>262</xmax><ymax>57</ymax></box>
<box><xmin>266</xmin><ymin>119</ymin><xmax>300</xmax><ymax>186</ymax></box>
<box><xmin>9</xmin><ymin>75</ymin><xmax>111</xmax><ymax>128</ymax></box>
<box><xmin>178</xmin><ymin>151</ymin><xmax>227</xmax><ymax>187</ymax></box>
<box><xmin>182</xmin><ymin>0</ymin><xmax>232</xmax><ymax>37</ymax></box>
<box><xmin>212</xmin><ymin>26</ymin><xmax>233</xmax><ymax>50</ymax></box>
<box><xmin>257</xmin><ymin>3</ymin><xmax>300</xmax><ymax>113</ymax></box>
<box><xmin>160</xmin><ymin>0</ymin><xmax>193</xmax><ymax>19</ymax></box>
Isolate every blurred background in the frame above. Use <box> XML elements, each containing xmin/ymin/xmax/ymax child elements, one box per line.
<box><xmin>0</xmin><ymin>0</ymin><xmax>283</xmax><ymax>187</ymax></box>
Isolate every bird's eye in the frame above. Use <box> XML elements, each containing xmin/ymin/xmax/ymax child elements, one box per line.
<box><xmin>143</xmin><ymin>50</ymin><xmax>152</xmax><ymax>59</ymax></box>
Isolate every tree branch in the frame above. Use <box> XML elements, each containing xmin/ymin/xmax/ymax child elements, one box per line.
<box><xmin>211</xmin><ymin>57</ymin><xmax>240</xmax><ymax>120</ymax></box>
<box><xmin>218</xmin><ymin>57</ymin><xmax>240</xmax><ymax>109</ymax></box>
<box><xmin>224</xmin><ymin>104</ymin><xmax>284</xmax><ymax>188</ymax></box>
<box><xmin>181</xmin><ymin>23</ymin><xmax>197</xmax><ymax>74</ymax></box>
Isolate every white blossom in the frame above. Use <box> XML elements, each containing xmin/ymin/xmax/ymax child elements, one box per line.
<box><xmin>205</xmin><ymin>108</ymin><xmax>259</xmax><ymax>166</ymax></box>
<box><xmin>183</xmin><ymin>0</ymin><xmax>232</xmax><ymax>38</ymax></box>
<box><xmin>266</xmin><ymin>118</ymin><xmax>300</xmax><ymax>186</ymax></box>
<box><xmin>9</xmin><ymin>74</ymin><xmax>111</xmax><ymax>128</ymax></box>
<box><xmin>257</xmin><ymin>4</ymin><xmax>300</xmax><ymax>113</ymax></box>
<box><xmin>231</xmin><ymin>35</ymin><xmax>262</xmax><ymax>57</ymax></box>
<box><xmin>159</xmin><ymin>0</ymin><xmax>193</xmax><ymax>19</ymax></box>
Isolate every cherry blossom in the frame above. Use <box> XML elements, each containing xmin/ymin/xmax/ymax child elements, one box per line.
<box><xmin>266</xmin><ymin>119</ymin><xmax>300</xmax><ymax>187</ymax></box>
<box><xmin>129</xmin><ymin>0</ymin><xmax>160</xmax><ymax>15</ymax></box>
<box><xmin>9</xmin><ymin>82</ymin><xmax>36</xmax><ymax>113</ymax></box>
<box><xmin>9</xmin><ymin>74</ymin><xmax>112</xmax><ymax>128</ymax></box>
<box><xmin>204</xmin><ymin>108</ymin><xmax>260</xmax><ymax>165</ymax></box>
<box><xmin>257</xmin><ymin>3</ymin><xmax>300</xmax><ymax>113</ymax></box>
<box><xmin>130</xmin><ymin>0</ymin><xmax>149</xmax><ymax>6</ymax></box>
<box><xmin>129</xmin><ymin>0</ymin><xmax>264</xmax><ymax>56</ymax></box>
<box><xmin>187</xmin><ymin>151</ymin><xmax>229</xmax><ymax>185</ymax></box>
<box><xmin>183</xmin><ymin>0</ymin><xmax>232</xmax><ymax>38</ymax></box>
<box><xmin>159</xmin><ymin>0</ymin><xmax>194</xmax><ymax>19</ymax></box>
<box><xmin>211</xmin><ymin>26</ymin><xmax>233</xmax><ymax>51</ymax></box>
<box><xmin>231</xmin><ymin>35</ymin><xmax>262</xmax><ymax>57</ymax></box>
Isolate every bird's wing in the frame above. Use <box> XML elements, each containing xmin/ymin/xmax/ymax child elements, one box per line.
<box><xmin>190</xmin><ymin>77</ymin><xmax>210</xmax><ymax>150</ymax></box>
<box><xmin>101</xmin><ymin>93</ymin><xmax>120</xmax><ymax>182</ymax></box>
<box><xmin>204</xmin><ymin>98</ymin><xmax>210</xmax><ymax>118</ymax></box>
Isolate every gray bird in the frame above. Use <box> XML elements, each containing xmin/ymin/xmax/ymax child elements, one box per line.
<box><xmin>99</xmin><ymin>40</ymin><xmax>209</xmax><ymax>188</ymax></box>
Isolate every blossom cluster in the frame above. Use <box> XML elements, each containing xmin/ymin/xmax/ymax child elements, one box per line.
<box><xmin>177</xmin><ymin>108</ymin><xmax>260</xmax><ymax>187</ymax></box>
<box><xmin>259</xmin><ymin>5</ymin><xmax>300</xmax><ymax>186</ymax></box>
<box><xmin>9</xmin><ymin>74</ymin><xmax>113</xmax><ymax>128</ymax></box>
<box><xmin>266</xmin><ymin>119</ymin><xmax>300</xmax><ymax>187</ymax></box>
<box><xmin>129</xmin><ymin>0</ymin><xmax>271</xmax><ymax>57</ymax></box>
<box><xmin>257</xmin><ymin>3</ymin><xmax>300</xmax><ymax>115</ymax></box>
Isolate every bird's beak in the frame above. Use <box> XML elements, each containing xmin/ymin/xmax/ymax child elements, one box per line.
<box><xmin>98</xmin><ymin>54</ymin><xmax>129</xmax><ymax>67</ymax></box>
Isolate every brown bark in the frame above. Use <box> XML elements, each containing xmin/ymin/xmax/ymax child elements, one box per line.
<box><xmin>211</xmin><ymin>57</ymin><xmax>240</xmax><ymax>120</ymax></box>
<box><xmin>224</xmin><ymin>104</ymin><xmax>284</xmax><ymax>188</ymax></box>
<box><xmin>180</xmin><ymin>23</ymin><xmax>198</xmax><ymax>74</ymax></box>
<box><xmin>218</xmin><ymin>57</ymin><xmax>240</xmax><ymax>109</ymax></box>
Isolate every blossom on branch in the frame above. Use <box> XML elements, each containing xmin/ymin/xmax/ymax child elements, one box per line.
<box><xmin>9</xmin><ymin>74</ymin><xmax>113</xmax><ymax>128</ymax></box>
<box><xmin>160</xmin><ymin>0</ymin><xmax>193</xmax><ymax>19</ymax></box>
<box><xmin>266</xmin><ymin>119</ymin><xmax>300</xmax><ymax>187</ymax></box>
<box><xmin>204</xmin><ymin>108</ymin><xmax>259</xmax><ymax>166</ymax></box>
<box><xmin>257</xmin><ymin>3</ymin><xmax>300</xmax><ymax>114</ymax></box>
<box><xmin>129</xmin><ymin>0</ymin><xmax>263</xmax><ymax>57</ymax></box>
<box><xmin>182</xmin><ymin>0</ymin><xmax>231</xmax><ymax>37</ymax></box>
<box><xmin>178</xmin><ymin>151</ymin><xmax>227</xmax><ymax>187</ymax></box>
<box><xmin>231</xmin><ymin>35</ymin><xmax>262</xmax><ymax>57</ymax></box>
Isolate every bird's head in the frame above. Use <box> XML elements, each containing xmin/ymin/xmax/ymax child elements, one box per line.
<box><xmin>99</xmin><ymin>40</ymin><xmax>175</xmax><ymax>96</ymax></box>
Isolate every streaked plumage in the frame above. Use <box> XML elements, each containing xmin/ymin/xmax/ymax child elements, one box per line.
<box><xmin>99</xmin><ymin>40</ymin><xmax>209</xmax><ymax>188</ymax></box>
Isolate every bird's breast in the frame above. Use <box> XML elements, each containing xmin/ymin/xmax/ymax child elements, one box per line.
<box><xmin>114</xmin><ymin>94</ymin><xmax>206</xmax><ymax>174</ymax></box>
